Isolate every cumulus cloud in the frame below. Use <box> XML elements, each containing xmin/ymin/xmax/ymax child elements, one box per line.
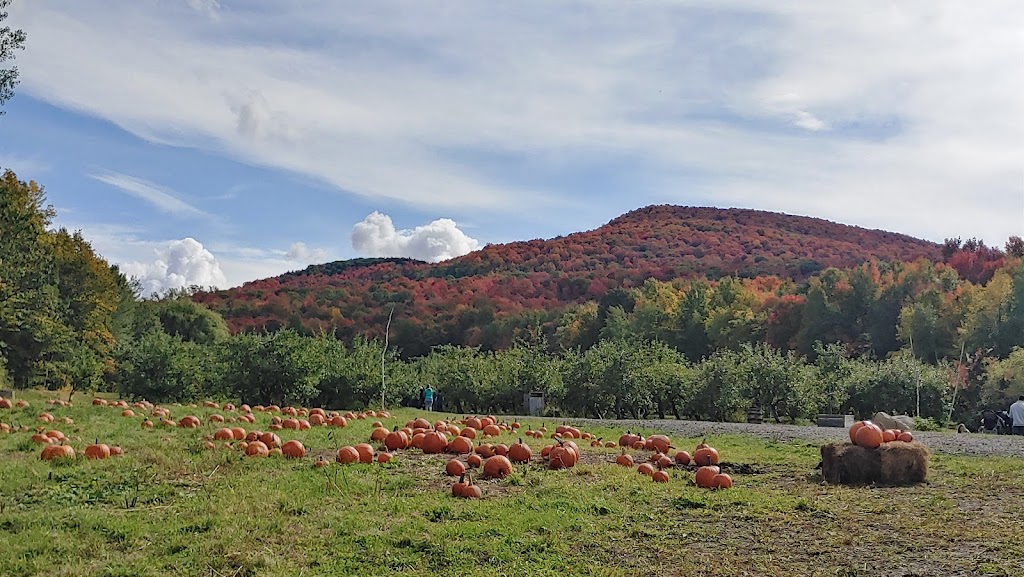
<box><xmin>121</xmin><ymin>238</ymin><xmax>228</xmax><ymax>296</ymax></box>
<box><xmin>285</xmin><ymin>242</ymin><xmax>329</xmax><ymax>263</ymax></box>
<box><xmin>351</xmin><ymin>212</ymin><xmax>481</xmax><ymax>263</ymax></box>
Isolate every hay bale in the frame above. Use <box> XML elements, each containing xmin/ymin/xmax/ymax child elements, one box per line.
<box><xmin>820</xmin><ymin>441</ymin><xmax>928</xmax><ymax>486</ymax></box>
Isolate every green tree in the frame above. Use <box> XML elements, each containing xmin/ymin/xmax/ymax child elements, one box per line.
<box><xmin>116</xmin><ymin>331</ymin><xmax>212</xmax><ymax>402</ymax></box>
<box><xmin>0</xmin><ymin>0</ymin><xmax>27</xmax><ymax>114</ymax></box>
<box><xmin>981</xmin><ymin>347</ymin><xmax>1024</xmax><ymax>411</ymax></box>
<box><xmin>219</xmin><ymin>330</ymin><xmax>324</xmax><ymax>406</ymax></box>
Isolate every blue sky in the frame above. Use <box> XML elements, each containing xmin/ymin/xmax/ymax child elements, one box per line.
<box><xmin>2</xmin><ymin>1</ymin><xmax>1022</xmax><ymax>293</ymax></box>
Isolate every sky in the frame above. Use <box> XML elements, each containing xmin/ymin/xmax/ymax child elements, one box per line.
<box><xmin>1</xmin><ymin>1</ymin><xmax>1023</xmax><ymax>294</ymax></box>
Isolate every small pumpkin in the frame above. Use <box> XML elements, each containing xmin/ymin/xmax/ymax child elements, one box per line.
<box><xmin>712</xmin><ymin>473</ymin><xmax>733</xmax><ymax>489</ymax></box>
<box><xmin>459</xmin><ymin>475</ymin><xmax>482</xmax><ymax>499</ymax></box>
<box><xmin>674</xmin><ymin>450</ymin><xmax>691</xmax><ymax>466</ymax></box>
<box><xmin>467</xmin><ymin>453</ymin><xmax>483</xmax><ymax>468</ymax></box>
<box><xmin>652</xmin><ymin>470</ymin><xmax>670</xmax><ymax>483</ymax></box>
<box><xmin>637</xmin><ymin>463</ymin><xmax>655</xmax><ymax>476</ymax></box>
<box><xmin>452</xmin><ymin>474</ymin><xmax>468</xmax><ymax>497</ymax></box>
<box><xmin>377</xmin><ymin>451</ymin><xmax>393</xmax><ymax>463</ymax></box>
<box><xmin>897</xmin><ymin>431</ymin><xmax>914</xmax><ymax>443</ymax></box>
<box><xmin>615</xmin><ymin>451</ymin><xmax>634</xmax><ymax>467</ymax></box>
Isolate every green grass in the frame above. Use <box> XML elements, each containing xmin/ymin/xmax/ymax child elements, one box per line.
<box><xmin>1</xmin><ymin>391</ymin><xmax>1023</xmax><ymax>576</ymax></box>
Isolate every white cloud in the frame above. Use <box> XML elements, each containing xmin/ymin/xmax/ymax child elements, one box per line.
<box><xmin>352</xmin><ymin>212</ymin><xmax>481</xmax><ymax>263</ymax></box>
<box><xmin>6</xmin><ymin>1</ymin><xmax>1024</xmax><ymax>248</ymax></box>
<box><xmin>121</xmin><ymin>238</ymin><xmax>227</xmax><ymax>296</ymax></box>
<box><xmin>90</xmin><ymin>171</ymin><xmax>208</xmax><ymax>218</ymax></box>
<box><xmin>285</xmin><ymin>242</ymin><xmax>329</xmax><ymax>264</ymax></box>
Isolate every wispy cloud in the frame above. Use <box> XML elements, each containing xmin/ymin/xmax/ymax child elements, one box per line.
<box><xmin>90</xmin><ymin>171</ymin><xmax>209</xmax><ymax>218</ymax></box>
<box><xmin>8</xmin><ymin>1</ymin><xmax>1024</xmax><ymax>245</ymax></box>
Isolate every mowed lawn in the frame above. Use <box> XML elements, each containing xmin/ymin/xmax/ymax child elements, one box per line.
<box><xmin>1</xmin><ymin>391</ymin><xmax>1023</xmax><ymax>577</ymax></box>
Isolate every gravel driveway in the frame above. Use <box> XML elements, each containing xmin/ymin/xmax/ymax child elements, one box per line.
<box><xmin>557</xmin><ymin>417</ymin><xmax>1024</xmax><ymax>457</ymax></box>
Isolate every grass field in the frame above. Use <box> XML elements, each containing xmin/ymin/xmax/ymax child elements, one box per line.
<box><xmin>1</xmin><ymin>390</ymin><xmax>1023</xmax><ymax>577</ymax></box>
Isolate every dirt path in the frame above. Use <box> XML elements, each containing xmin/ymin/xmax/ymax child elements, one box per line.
<box><xmin>555</xmin><ymin>417</ymin><xmax>1024</xmax><ymax>457</ymax></box>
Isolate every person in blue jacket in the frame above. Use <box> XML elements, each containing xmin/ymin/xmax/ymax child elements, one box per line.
<box><xmin>424</xmin><ymin>386</ymin><xmax>434</xmax><ymax>412</ymax></box>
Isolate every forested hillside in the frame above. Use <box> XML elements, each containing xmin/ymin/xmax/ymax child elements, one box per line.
<box><xmin>194</xmin><ymin>206</ymin><xmax>947</xmax><ymax>357</ymax></box>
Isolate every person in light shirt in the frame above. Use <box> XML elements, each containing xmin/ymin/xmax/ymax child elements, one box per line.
<box><xmin>1010</xmin><ymin>395</ymin><xmax>1024</xmax><ymax>436</ymax></box>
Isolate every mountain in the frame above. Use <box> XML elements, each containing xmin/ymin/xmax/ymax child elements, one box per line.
<box><xmin>193</xmin><ymin>205</ymin><xmax>943</xmax><ymax>356</ymax></box>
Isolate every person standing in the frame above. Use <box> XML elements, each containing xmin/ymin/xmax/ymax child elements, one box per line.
<box><xmin>424</xmin><ymin>386</ymin><xmax>434</xmax><ymax>412</ymax></box>
<box><xmin>1010</xmin><ymin>395</ymin><xmax>1024</xmax><ymax>436</ymax></box>
<box><xmin>418</xmin><ymin>388</ymin><xmax>425</xmax><ymax>410</ymax></box>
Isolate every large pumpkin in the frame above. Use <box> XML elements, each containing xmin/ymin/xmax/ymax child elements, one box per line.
<box><xmin>354</xmin><ymin>443</ymin><xmax>375</xmax><ymax>464</ymax></box>
<box><xmin>483</xmin><ymin>455</ymin><xmax>513</xmax><ymax>479</ymax></box>
<box><xmin>421</xmin><ymin>432</ymin><xmax>448</xmax><ymax>454</ymax></box>
<box><xmin>854</xmin><ymin>423</ymin><xmax>884</xmax><ymax>449</ymax></box>
<box><xmin>693</xmin><ymin>446</ymin><xmax>719</xmax><ymax>466</ymax></box>
<box><xmin>508</xmin><ymin>439</ymin><xmax>532</xmax><ymax>463</ymax></box>
<box><xmin>336</xmin><ymin>446</ymin><xmax>360</xmax><ymax>464</ymax></box>
<box><xmin>282</xmin><ymin>440</ymin><xmax>306</xmax><ymax>459</ymax></box>
<box><xmin>447</xmin><ymin>435</ymin><xmax>473</xmax><ymax>455</ymax></box>
<box><xmin>385</xmin><ymin>429</ymin><xmax>410</xmax><ymax>451</ymax></box>
<box><xmin>695</xmin><ymin>465</ymin><xmax>721</xmax><ymax>488</ymax></box>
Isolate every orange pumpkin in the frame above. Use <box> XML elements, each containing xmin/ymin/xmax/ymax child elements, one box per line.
<box><xmin>385</xmin><ymin>429</ymin><xmax>410</xmax><ymax>451</ymax></box>
<box><xmin>467</xmin><ymin>454</ymin><xmax>483</xmax><ymax>468</ymax></box>
<box><xmin>652</xmin><ymin>470</ymin><xmax>670</xmax><ymax>483</ymax></box>
<box><xmin>377</xmin><ymin>452</ymin><xmax>393</xmax><ymax>463</ymax></box>
<box><xmin>712</xmin><ymin>473</ymin><xmax>733</xmax><ymax>489</ymax></box>
<box><xmin>41</xmin><ymin>444</ymin><xmax>75</xmax><ymax>460</ymax></box>
<box><xmin>648</xmin><ymin>434</ymin><xmax>672</xmax><ymax>453</ymax></box>
<box><xmin>460</xmin><ymin>427</ymin><xmax>477</xmax><ymax>440</ymax></box>
<box><xmin>849</xmin><ymin>420</ymin><xmax>871</xmax><ymax>444</ymax></box>
<box><xmin>854</xmin><ymin>423</ymin><xmax>884</xmax><ymax>449</ymax></box>
<box><xmin>674</xmin><ymin>450</ymin><xmax>691</xmax><ymax>465</ymax></box>
<box><xmin>508</xmin><ymin>439</ymin><xmax>532</xmax><ymax>463</ymax></box>
<box><xmin>459</xmin><ymin>476</ymin><xmax>482</xmax><ymax>499</ymax></box>
<box><xmin>637</xmin><ymin>463</ymin><xmax>655</xmax><ymax>476</ymax></box>
<box><xmin>370</xmin><ymin>427</ymin><xmax>388</xmax><ymax>442</ymax></box>
<box><xmin>336</xmin><ymin>446</ymin><xmax>359</xmax><ymax>464</ymax></box>
<box><xmin>446</xmin><ymin>459</ymin><xmax>467</xmax><ymax>476</ymax></box>
<box><xmin>447</xmin><ymin>435</ymin><xmax>473</xmax><ymax>455</ymax></box>
<box><xmin>282</xmin><ymin>440</ymin><xmax>306</xmax><ymax>459</ymax></box>
<box><xmin>695</xmin><ymin>465</ymin><xmax>721</xmax><ymax>488</ymax></box>
<box><xmin>452</xmin><ymin>474</ymin><xmax>468</xmax><ymax>497</ymax></box>
<box><xmin>245</xmin><ymin>441</ymin><xmax>270</xmax><ymax>457</ymax></box>
<box><xmin>694</xmin><ymin>446</ymin><xmax>719</xmax><ymax>466</ymax></box>
<box><xmin>483</xmin><ymin>455</ymin><xmax>513</xmax><ymax>479</ymax></box>
<box><xmin>483</xmin><ymin>424</ymin><xmax>502</xmax><ymax>437</ymax></box>
<box><xmin>420</xmin><ymin>431</ymin><xmax>448</xmax><ymax>454</ymax></box>
<box><xmin>616</xmin><ymin>452</ymin><xmax>634</xmax><ymax>467</ymax></box>
<box><xmin>897</xmin><ymin>431</ymin><xmax>914</xmax><ymax>443</ymax></box>
<box><xmin>548</xmin><ymin>444</ymin><xmax>578</xmax><ymax>470</ymax></box>
<box><xmin>354</xmin><ymin>443</ymin><xmax>375</xmax><ymax>464</ymax></box>
<box><xmin>882</xmin><ymin>429</ymin><xmax>897</xmax><ymax>443</ymax></box>
<box><xmin>213</xmin><ymin>428</ymin><xmax>234</xmax><ymax>441</ymax></box>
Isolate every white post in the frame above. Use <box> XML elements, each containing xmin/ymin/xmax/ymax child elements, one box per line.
<box><xmin>381</xmin><ymin>306</ymin><xmax>394</xmax><ymax>411</ymax></box>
